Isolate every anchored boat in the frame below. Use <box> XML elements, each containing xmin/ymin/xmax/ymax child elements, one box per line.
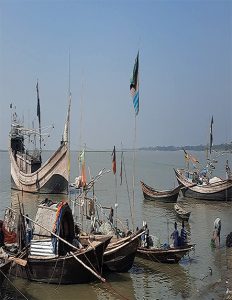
<box><xmin>9</xmin><ymin>83</ymin><xmax>71</xmax><ymax>194</ymax></box>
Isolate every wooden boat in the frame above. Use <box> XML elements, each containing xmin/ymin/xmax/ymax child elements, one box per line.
<box><xmin>103</xmin><ymin>228</ymin><xmax>144</xmax><ymax>272</ymax></box>
<box><xmin>12</xmin><ymin>201</ymin><xmax>112</xmax><ymax>284</ymax></box>
<box><xmin>0</xmin><ymin>257</ymin><xmax>11</xmax><ymax>287</ymax></box>
<box><xmin>136</xmin><ymin>244</ymin><xmax>194</xmax><ymax>263</ymax></box>
<box><xmin>174</xmin><ymin>168</ymin><xmax>232</xmax><ymax>201</ymax></box>
<box><xmin>9</xmin><ymin>86</ymin><xmax>70</xmax><ymax>194</ymax></box>
<box><xmin>141</xmin><ymin>181</ymin><xmax>180</xmax><ymax>202</ymax></box>
<box><xmin>174</xmin><ymin>203</ymin><xmax>191</xmax><ymax>221</ymax></box>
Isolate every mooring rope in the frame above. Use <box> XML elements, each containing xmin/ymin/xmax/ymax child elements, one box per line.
<box><xmin>48</xmin><ymin>255</ymin><xmax>60</xmax><ymax>284</ymax></box>
<box><xmin>0</xmin><ymin>268</ymin><xmax>29</xmax><ymax>300</ymax></box>
<box><xmin>57</xmin><ymin>253</ymin><xmax>67</xmax><ymax>288</ymax></box>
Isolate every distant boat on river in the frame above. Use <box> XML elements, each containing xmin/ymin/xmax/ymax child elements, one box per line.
<box><xmin>174</xmin><ymin>118</ymin><xmax>232</xmax><ymax>201</ymax></box>
<box><xmin>174</xmin><ymin>168</ymin><xmax>232</xmax><ymax>201</ymax></box>
<box><xmin>140</xmin><ymin>181</ymin><xmax>180</xmax><ymax>203</ymax></box>
<box><xmin>174</xmin><ymin>203</ymin><xmax>191</xmax><ymax>221</ymax></box>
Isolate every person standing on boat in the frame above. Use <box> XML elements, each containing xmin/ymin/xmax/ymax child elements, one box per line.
<box><xmin>226</xmin><ymin>160</ymin><xmax>231</xmax><ymax>180</ymax></box>
<box><xmin>171</xmin><ymin>222</ymin><xmax>179</xmax><ymax>248</ymax></box>
<box><xmin>109</xmin><ymin>207</ymin><xmax>114</xmax><ymax>224</ymax></box>
<box><xmin>180</xmin><ymin>221</ymin><xmax>187</xmax><ymax>246</ymax></box>
<box><xmin>72</xmin><ymin>224</ymin><xmax>83</xmax><ymax>249</ymax></box>
<box><xmin>213</xmin><ymin>218</ymin><xmax>221</xmax><ymax>248</ymax></box>
<box><xmin>25</xmin><ymin>214</ymin><xmax>32</xmax><ymax>245</ymax></box>
<box><xmin>144</xmin><ymin>224</ymin><xmax>150</xmax><ymax>248</ymax></box>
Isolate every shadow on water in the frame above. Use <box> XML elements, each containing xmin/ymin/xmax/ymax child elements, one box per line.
<box><xmin>2</xmin><ymin>277</ymin><xmax>98</xmax><ymax>300</ymax></box>
<box><xmin>2</xmin><ymin>271</ymin><xmax>136</xmax><ymax>300</ymax></box>
<box><xmin>132</xmin><ymin>257</ymin><xmax>193</xmax><ymax>299</ymax></box>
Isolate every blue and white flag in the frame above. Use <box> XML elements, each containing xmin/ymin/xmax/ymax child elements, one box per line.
<box><xmin>130</xmin><ymin>52</ymin><xmax>139</xmax><ymax>115</ymax></box>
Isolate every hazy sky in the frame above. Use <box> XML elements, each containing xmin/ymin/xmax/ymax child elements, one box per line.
<box><xmin>0</xmin><ymin>0</ymin><xmax>231</xmax><ymax>150</ymax></box>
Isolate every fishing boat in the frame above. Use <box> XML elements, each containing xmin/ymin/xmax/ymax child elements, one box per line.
<box><xmin>12</xmin><ymin>200</ymin><xmax>112</xmax><ymax>284</ymax></box>
<box><xmin>136</xmin><ymin>244</ymin><xmax>194</xmax><ymax>263</ymax></box>
<box><xmin>102</xmin><ymin>228</ymin><xmax>144</xmax><ymax>272</ymax></box>
<box><xmin>141</xmin><ymin>181</ymin><xmax>181</xmax><ymax>202</ymax></box>
<box><xmin>174</xmin><ymin>118</ymin><xmax>232</xmax><ymax>201</ymax></box>
<box><xmin>174</xmin><ymin>168</ymin><xmax>232</xmax><ymax>201</ymax></box>
<box><xmin>174</xmin><ymin>203</ymin><xmax>191</xmax><ymax>221</ymax></box>
<box><xmin>9</xmin><ymin>83</ymin><xmax>70</xmax><ymax>194</ymax></box>
<box><xmin>0</xmin><ymin>259</ymin><xmax>11</xmax><ymax>287</ymax></box>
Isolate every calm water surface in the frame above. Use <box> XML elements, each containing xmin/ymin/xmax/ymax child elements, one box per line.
<box><xmin>1</xmin><ymin>150</ymin><xmax>232</xmax><ymax>299</ymax></box>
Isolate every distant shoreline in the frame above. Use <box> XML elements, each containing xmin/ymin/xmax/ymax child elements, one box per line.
<box><xmin>139</xmin><ymin>143</ymin><xmax>232</xmax><ymax>152</ymax></box>
<box><xmin>1</xmin><ymin>143</ymin><xmax>231</xmax><ymax>152</ymax></box>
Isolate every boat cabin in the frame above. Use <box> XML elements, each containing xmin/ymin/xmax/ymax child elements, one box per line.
<box><xmin>30</xmin><ymin>201</ymin><xmax>75</xmax><ymax>258</ymax></box>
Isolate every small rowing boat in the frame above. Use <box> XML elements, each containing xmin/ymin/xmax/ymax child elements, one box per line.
<box><xmin>141</xmin><ymin>181</ymin><xmax>181</xmax><ymax>203</ymax></box>
<box><xmin>174</xmin><ymin>203</ymin><xmax>191</xmax><ymax>221</ymax></box>
<box><xmin>137</xmin><ymin>244</ymin><xmax>194</xmax><ymax>263</ymax></box>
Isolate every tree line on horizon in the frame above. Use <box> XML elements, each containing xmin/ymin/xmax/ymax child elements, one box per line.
<box><xmin>139</xmin><ymin>143</ymin><xmax>232</xmax><ymax>152</ymax></box>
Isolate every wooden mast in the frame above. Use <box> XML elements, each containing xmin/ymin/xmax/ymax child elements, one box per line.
<box><xmin>130</xmin><ymin>51</ymin><xmax>139</xmax><ymax>232</ymax></box>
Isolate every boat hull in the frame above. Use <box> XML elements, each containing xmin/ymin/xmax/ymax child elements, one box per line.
<box><xmin>175</xmin><ymin>169</ymin><xmax>232</xmax><ymax>201</ymax></box>
<box><xmin>102</xmin><ymin>230</ymin><xmax>144</xmax><ymax>272</ymax></box>
<box><xmin>141</xmin><ymin>181</ymin><xmax>180</xmax><ymax>202</ymax></box>
<box><xmin>12</xmin><ymin>236</ymin><xmax>111</xmax><ymax>284</ymax></box>
<box><xmin>0</xmin><ymin>261</ymin><xmax>11</xmax><ymax>286</ymax></box>
<box><xmin>174</xmin><ymin>204</ymin><xmax>191</xmax><ymax>221</ymax></box>
<box><xmin>10</xmin><ymin>143</ymin><xmax>69</xmax><ymax>194</ymax></box>
<box><xmin>136</xmin><ymin>245</ymin><xmax>194</xmax><ymax>263</ymax></box>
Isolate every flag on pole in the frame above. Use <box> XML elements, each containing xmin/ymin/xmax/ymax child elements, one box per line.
<box><xmin>112</xmin><ymin>146</ymin><xmax>116</xmax><ymax>175</ymax></box>
<box><xmin>183</xmin><ymin>149</ymin><xmax>189</xmax><ymax>161</ymax></box>
<box><xmin>130</xmin><ymin>52</ymin><xmax>139</xmax><ymax>115</ymax></box>
<box><xmin>209</xmin><ymin>116</ymin><xmax>213</xmax><ymax>154</ymax></box>
<box><xmin>36</xmin><ymin>81</ymin><xmax>41</xmax><ymax>126</ymax></box>
<box><xmin>183</xmin><ymin>149</ymin><xmax>199</xmax><ymax>164</ymax></box>
<box><xmin>79</xmin><ymin>150</ymin><xmax>87</xmax><ymax>187</ymax></box>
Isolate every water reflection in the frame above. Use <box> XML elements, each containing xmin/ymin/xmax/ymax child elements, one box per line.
<box><xmin>132</xmin><ymin>258</ymin><xmax>192</xmax><ymax>299</ymax></box>
<box><xmin>3</xmin><ymin>268</ymin><xmax>137</xmax><ymax>300</ymax></box>
<box><xmin>4</xmin><ymin>277</ymin><xmax>99</xmax><ymax>300</ymax></box>
<box><xmin>1</xmin><ymin>150</ymin><xmax>231</xmax><ymax>300</ymax></box>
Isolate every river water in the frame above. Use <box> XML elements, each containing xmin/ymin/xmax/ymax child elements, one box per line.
<box><xmin>1</xmin><ymin>150</ymin><xmax>232</xmax><ymax>300</ymax></box>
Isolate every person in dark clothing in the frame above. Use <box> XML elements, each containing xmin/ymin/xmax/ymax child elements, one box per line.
<box><xmin>180</xmin><ymin>221</ymin><xmax>187</xmax><ymax>246</ymax></box>
<box><xmin>109</xmin><ymin>207</ymin><xmax>114</xmax><ymax>224</ymax></box>
<box><xmin>25</xmin><ymin>214</ymin><xmax>32</xmax><ymax>245</ymax></box>
<box><xmin>171</xmin><ymin>222</ymin><xmax>179</xmax><ymax>248</ymax></box>
<box><xmin>145</xmin><ymin>224</ymin><xmax>150</xmax><ymax>248</ymax></box>
<box><xmin>72</xmin><ymin>224</ymin><xmax>83</xmax><ymax>249</ymax></box>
